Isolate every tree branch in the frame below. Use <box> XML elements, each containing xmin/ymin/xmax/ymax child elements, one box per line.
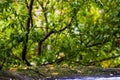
<box><xmin>25</xmin><ymin>0</ymin><xmax>29</xmax><ymax>9</ymax></box>
<box><xmin>87</xmin><ymin>38</ymin><xmax>109</xmax><ymax>47</ymax></box>
<box><xmin>27</xmin><ymin>0</ymin><xmax>34</xmax><ymax>31</ymax></box>
<box><xmin>87</xmin><ymin>55</ymin><xmax>120</xmax><ymax>66</ymax></box>
<box><xmin>37</xmin><ymin>0</ymin><xmax>48</xmax><ymax>33</ymax></box>
<box><xmin>41</xmin><ymin>30</ymin><xmax>53</xmax><ymax>42</ymax></box>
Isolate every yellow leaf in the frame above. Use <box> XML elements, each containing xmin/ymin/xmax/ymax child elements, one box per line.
<box><xmin>101</xmin><ymin>60</ymin><xmax>111</xmax><ymax>68</ymax></box>
<box><xmin>9</xmin><ymin>68</ymin><xmax>17</xmax><ymax>71</ymax></box>
<box><xmin>52</xmin><ymin>72</ymin><xmax>59</xmax><ymax>75</ymax></box>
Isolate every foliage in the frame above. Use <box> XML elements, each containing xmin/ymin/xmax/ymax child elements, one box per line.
<box><xmin>0</xmin><ymin>0</ymin><xmax>120</xmax><ymax>69</ymax></box>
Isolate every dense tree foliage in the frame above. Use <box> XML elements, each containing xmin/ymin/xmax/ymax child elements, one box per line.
<box><xmin>0</xmin><ymin>0</ymin><xmax>120</xmax><ymax>69</ymax></box>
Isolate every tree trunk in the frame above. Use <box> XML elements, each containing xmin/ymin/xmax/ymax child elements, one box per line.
<box><xmin>38</xmin><ymin>41</ymin><xmax>43</xmax><ymax>55</ymax></box>
<box><xmin>21</xmin><ymin>0</ymin><xmax>34</xmax><ymax>66</ymax></box>
<box><xmin>22</xmin><ymin>39</ymin><xmax>31</xmax><ymax>66</ymax></box>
